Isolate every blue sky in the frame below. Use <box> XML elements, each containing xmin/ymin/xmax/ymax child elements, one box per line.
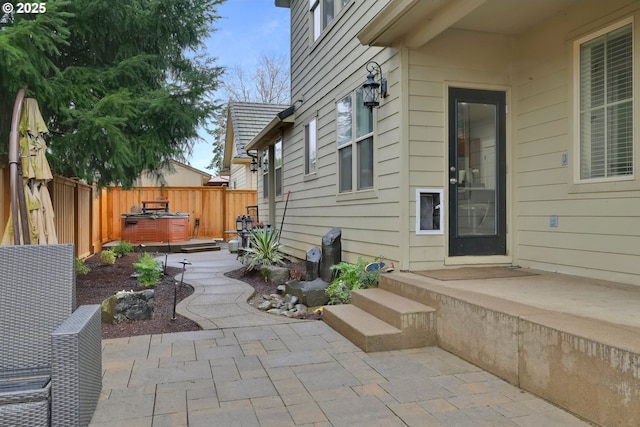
<box><xmin>188</xmin><ymin>0</ymin><xmax>290</xmax><ymax>174</ymax></box>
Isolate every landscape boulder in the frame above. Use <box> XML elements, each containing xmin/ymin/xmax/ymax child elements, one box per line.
<box><xmin>306</xmin><ymin>247</ymin><xmax>321</xmax><ymax>281</ymax></box>
<box><xmin>260</xmin><ymin>265</ymin><xmax>290</xmax><ymax>283</ymax></box>
<box><xmin>319</xmin><ymin>227</ymin><xmax>341</xmax><ymax>282</ymax></box>
<box><xmin>101</xmin><ymin>289</ymin><xmax>154</xmax><ymax>324</ymax></box>
<box><xmin>285</xmin><ymin>278</ymin><xmax>330</xmax><ymax>307</ymax></box>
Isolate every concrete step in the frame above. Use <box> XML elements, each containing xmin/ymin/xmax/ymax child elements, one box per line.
<box><xmin>181</xmin><ymin>245</ymin><xmax>221</xmax><ymax>253</ymax></box>
<box><xmin>376</xmin><ymin>271</ymin><xmax>640</xmax><ymax>427</ymax></box>
<box><xmin>351</xmin><ymin>288</ymin><xmax>436</xmax><ymax>348</ymax></box>
<box><xmin>323</xmin><ymin>304</ymin><xmax>402</xmax><ymax>353</ymax></box>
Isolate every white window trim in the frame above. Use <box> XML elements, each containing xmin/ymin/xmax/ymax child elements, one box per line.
<box><xmin>261</xmin><ymin>139</ymin><xmax>283</xmax><ymax>199</ymax></box>
<box><xmin>310</xmin><ymin>0</ymin><xmax>321</xmax><ymax>41</ymax></box>
<box><xmin>305</xmin><ymin>118</ymin><xmax>317</xmax><ymax>176</ymax></box>
<box><xmin>309</xmin><ymin>0</ymin><xmax>351</xmax><ymax>44</ymax></box>
<box><xmin>261</xmin><ymin>149</ymin><xmax>269</xmax><ymax>199</ymax></box>
<box><xmin>572</xmin><ymin>16</ymin><xmax>635</xmax><ymax>185</ymax></box>
<box><xmin>274</xmin><ymin>139</ymin><xmax>283</xmax><ymax>197</ymax></box>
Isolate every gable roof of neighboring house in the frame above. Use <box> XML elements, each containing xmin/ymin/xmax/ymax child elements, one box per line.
<box><xmin>135</xmin><ymin>160</ymin><xmax>211</xmax><ymax>187</ymax></box>
<box><xmin>223</xmin><ymin>102</ymin><xmax>290</xmax><ymax>170</ymax></box>
<box><xmin>205</xmin><ymin>175</ymin><xmax>229</xmax><ymax>186</ymax></box>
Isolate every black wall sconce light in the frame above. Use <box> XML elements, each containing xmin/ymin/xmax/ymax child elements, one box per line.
<box><xmin>362</xmin><ymin>61</ymin><xmax>388</xmax><ymax>110</ymax></box>
<box><xmin>249</xmin><ymin>153</ymin><xmax>258</xmax><ymax>173</ymax></box>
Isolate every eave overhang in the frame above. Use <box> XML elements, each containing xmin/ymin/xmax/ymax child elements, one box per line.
<box><xmin>275</xmin><ymin>0</ymin><xmax>290</xmax><ymax>8</ymax></box>
<box><xmin>358</xmin><ymin>0</ymin><xmax>486</xmax><ymax>48</ymax></box>
<box><xmin>231</xmin><ymin>157</ymin><xmax>251</xmax><ymax>165</ymax></box>
<box><xmin>359</xmin><ymin>0</ymin><xmax>582</xmax><ymax>48</ymax></box>
<box><xmin>245</xmin><ymin>107</ymin><xmax>295</xmax><ymax>152</ymax></box>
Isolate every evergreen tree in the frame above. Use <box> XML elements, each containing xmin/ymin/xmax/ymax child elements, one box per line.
<box><xmin>0</xmin><ymin>0</ymin><xmax>224</xmax><ymax>188</ymax></box>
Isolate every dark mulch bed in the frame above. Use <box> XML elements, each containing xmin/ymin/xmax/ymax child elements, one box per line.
<box><xmin>77</xmin><ymin>252</ymin><xmax>321</xmax><ymax>340</ymax></box>
<box><xmin>76</xmin><ymin>252</ymin><xmax>201</xmax><ymax>339</ymax></box>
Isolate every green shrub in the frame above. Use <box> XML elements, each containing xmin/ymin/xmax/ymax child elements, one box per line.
<box><xmin>325</xmin><ymin>257</ymin><xmax>380</xmax><ymax>305</ymax></box>
<box><xmin>100</xmin><ymin>250</ymin><xmax>116</xmax><ymax>265</ymax></box>
<box><xmin>133</xmin><ymin>252</ymin><xmax>161</xmax><ymax>287</ymax></box>
<box><xmin>241</xmin><ymin>227</ymin><xmax>285</xmax><ymax>271</ymax></box>
<box><xmin>112</xmin><ymin>241</ymin><xmax>134</xmax><ymax>258</ymax></box>
<box><xmin>75</xmin><ymin>257</ymin><xmax>90</xmax><ymax>275</ymax></box>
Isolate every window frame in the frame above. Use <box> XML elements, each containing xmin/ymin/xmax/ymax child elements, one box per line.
<box><xmin>309</xmin><ymin>0</ymin><xmax>350</xmax><ymax>42</ymax></box>
<box><xmin>275</xmin><ymin>139</ymin><xmax>283</xmax><ymax>197</ymax></box>
<box><xmin>574</xmin><ymin>17</ymin><xmax>634</xmax><ymax>184</ymax></box>
<box><xmin>262</xmin><ymin>149</ymin><xmax>269</xmax><ymax>199</ymax></box>
<box><xmin>336</xmin><ymin>88</ymin><xmax>374</xmax><ymax>194</ymax></box>
<box><xmin>261</xmin><ymin>139</ymin><xmax>283</xmax><ymax>200</ymax></box>
<box><xmin>305</xmin><ymin>118</ymin><xmax>317</xmax><ymax>175</ymax></box>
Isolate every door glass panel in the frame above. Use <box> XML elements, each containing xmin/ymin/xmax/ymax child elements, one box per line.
<box><xmin>456</xmin><ymin>102</ymin><xmax>497</xmax><ymax>236</ymax></box>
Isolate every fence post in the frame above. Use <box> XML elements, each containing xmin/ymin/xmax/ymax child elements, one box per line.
<box><xmin>222</xmin><ymin>185</ymin><xmax>227</xmax><ymax>241</ymax></box>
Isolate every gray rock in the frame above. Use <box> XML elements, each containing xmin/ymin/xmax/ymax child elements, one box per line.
<box><xmin>284</xmin><ymin>294</ymin><xmax>298</xmax><ymax>305</ymax></box>
<box><xmin>306</xmin><ymin>247</ymin><xmax>321</xmax><ymax>281</ymax></box>
<box><xmin>285</xmin><ymin>278</ymin><xmax>330</xmax><ymax>307</ymax></box>
<box><xmin>319</xmin><ymin>228</ymin><xmax>341</xmax><ymax>282</ymax></box>
<box><xmin>101</xmin><ymin>289</ymin><xmax>154</xmax><ymax>324</ymax></box>
<box><xmin>258</xmin><ymin>300</ymin><xmax>272</xmax><ymax>310</ymax></box>
<box><xmin>261</xmin><ymin>265</ymin><xmax>290</xmax><ymax>283</ymax></box>
<box><xmin>276</xmin><ymin>284</ymin><xmax>286</xmax><ymax>294</ymax></box>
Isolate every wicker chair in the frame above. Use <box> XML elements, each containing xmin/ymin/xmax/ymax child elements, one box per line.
<box><xmin>0</xmin><ymin>244</ymin><xmax>102</xmax><ymax>427</ymax></box>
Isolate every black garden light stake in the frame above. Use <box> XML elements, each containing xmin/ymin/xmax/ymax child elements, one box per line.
<box><xmin>179</xmin><ymin>258</ymin><xmax>191</xmax><ymax>289</ymax></box>
<box><xmin>172</xmin><ymin>258</ymin><xmax>191</xmax><ymax>321</ymax></box>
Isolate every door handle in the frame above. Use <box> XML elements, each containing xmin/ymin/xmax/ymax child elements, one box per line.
<box><xmin>449</xmin><ymin>178</ymin><xmax>458</xmax><ymax>184</ymax></box>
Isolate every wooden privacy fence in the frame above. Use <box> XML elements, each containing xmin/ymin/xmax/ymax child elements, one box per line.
<box><xmin>0</xmin><ymin>173</ymin><xmax>99</xmax><ymax>258</ymax></box>
<box><xmin>0</xmin><ymin>169</ymin><xmax>254</xmax><ymax>256</ymax></box>
<box><xmin>106</xmin><ymin>186</ymin><xmax>257</xmax><ymax>241</ymax></box>
<box><xmin>50</xmin><ymin>176</ymin><xmax>99</xmax><ymax>259</ymax></box>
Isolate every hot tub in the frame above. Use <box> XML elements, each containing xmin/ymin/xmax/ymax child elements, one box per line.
<box><xmin>121</xmin><ymin>212</ymin><xmax>189</xmax><ymax>243</ymax></box>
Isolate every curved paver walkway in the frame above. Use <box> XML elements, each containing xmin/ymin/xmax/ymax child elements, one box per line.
<box><xmin>89</xmin><ymin>248</ymin><xmax>589</xmax><ymax>427</ymax></box>
<box><xmin>170</xmin><ymin>250</ymin><xmax>300</xmax><ymax>329</ymax></box>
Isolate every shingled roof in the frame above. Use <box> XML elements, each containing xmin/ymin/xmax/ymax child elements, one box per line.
<box><xmin>227</xmin><ymin>102</ymin><xmax>290</xmax><ymax>159</ymax></box>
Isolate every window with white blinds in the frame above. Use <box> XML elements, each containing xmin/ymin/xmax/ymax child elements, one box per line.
<box><xmin>579</xmin><ymin>22</ymin><xmax>633</xmax><ymax>180</ymax></box>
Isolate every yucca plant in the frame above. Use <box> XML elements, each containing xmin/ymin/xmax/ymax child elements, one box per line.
<box><xmin>241</xmin><ymin>227</ymin><xmax>285</xmax><ymax>271</ymax></box>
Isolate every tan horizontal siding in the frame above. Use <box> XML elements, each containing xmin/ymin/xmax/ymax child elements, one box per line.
<box><xmin>519</xmin><ymin>216</ymin><xmax>640</xmax><ymax>237</ymax></box>
<box><xmin>512</xmin><ymin>1</ymin><xmax>640</xmax><ymax>284</ymax></box>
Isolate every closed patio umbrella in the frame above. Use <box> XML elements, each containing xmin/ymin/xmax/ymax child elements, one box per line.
<box><xmin>2</xmin><ymin>97</ymin><xmax>58</xmax><ymax>245</ymax></box>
